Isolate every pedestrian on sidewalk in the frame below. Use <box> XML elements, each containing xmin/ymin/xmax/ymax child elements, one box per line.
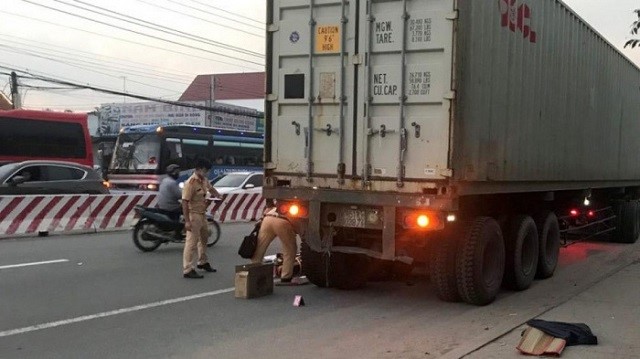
<box><xmin>181</xmin><ymin>159</ymin><xmax>221</xmax><ymax>279</ymax></box>
<box><xmin>251</xmin><ymin>201</ymin><xmax>298</xmax><ymax>283</ymax></box>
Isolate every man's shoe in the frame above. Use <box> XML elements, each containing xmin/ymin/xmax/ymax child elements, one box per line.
<box><xmin>280</xmin><ymin>277</ymin><xmax>292</xmax><ymax>283</ymax></box>
<box><xmin>197</xmin><ymin>263</ymin><xmax>217</xmax><ymax>273</ymax></box>
<box><xmin>183</xmin><ymin>270</ymin><xmax>204</xmax><ymax>279</ymax></box>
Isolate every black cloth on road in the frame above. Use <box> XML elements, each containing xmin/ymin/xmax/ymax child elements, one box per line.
<box><xmin>527</xmin><ymin>319</ymin><xmax>598</xmax><ymax>346</ymax></box>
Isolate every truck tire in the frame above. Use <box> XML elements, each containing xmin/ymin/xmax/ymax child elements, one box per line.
<box><xmin>503</xmin><ymin>215</ymin><xmax>539</xmax><ymax>291</ymax></box>
<box><xmin>430</xmin><ymin>234</ymin><xmax>460</xmax><ymax>302</ymax></box>
<box><xmin>456</xmin><ymin>217</ymin><xmax>505</xmax><ymax>306</ymax></box>
<box><xmin>329</xmin><ymin>252</ymin><xmax>370</xmax><ymax>290</ymax></box>
<box><xmin>300</xmin><ymin>242</ymin><xmax>330</xmax><ymax>287</ymax></box>
<box><xmin>534</xmin><ymin>212</ymin><xmax>560</xmax><ymax>279</ymax></box>
<box><xmin>614</xmin><ymin>201</ymin><xmax>639</xmax><ymax>243</ymax></box>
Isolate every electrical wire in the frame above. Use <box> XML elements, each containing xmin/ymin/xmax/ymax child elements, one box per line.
<box><xmin>0</xmin><ymin>34</ymin><xmax>195</xmax><ymax>80</ymax></box>
<box><xmin>3</xmin><ymin>10</ymin><xmax>262</xmax><ymax>70</ymax></box>
<box><xmin>0</xmin><ymin>44</ymin><xmax>192</xmax><ymax>87</ymax></box>
<box><xmin>166</xmin><ymin>0</ymin><xmax>264</xmax><ymax>30</ymax></box>
<box><xmin>20</xmin><ymin>0</ymin><xmax>264</xmax><ymax>66</ymax></box>
<box><xmin>0</xmin><ymin>46</ymin><xmax>182</xmax><ymax>93</ymax></box>
<box><xmin>185</xmin><ymin>0</ymin><xmax>263</xmax><ymax>25</ymax></box>
<box><xmin>64</xmin><ymin>0</ymin><xmax>263</xmax><ymax>58</ymax></box>
<box><xmin>2</xmin><ymin>66</ymin><xmax>264</xmax><ymax>115</ymax></box>
<box><xmin>133</xmin><ymin>0</ymin><xmax>263</xmax><ymax>39</ymax></box>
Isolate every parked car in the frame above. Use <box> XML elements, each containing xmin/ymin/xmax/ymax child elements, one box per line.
<box><xmin>211</xmin><ymin>171</ymin><xmax>263</xmax><ymax>195</ymax></box>
<box><xmin>0</xmin><ymin>160</ymin><xmax>109</xmax><ymax>195</ymax></box>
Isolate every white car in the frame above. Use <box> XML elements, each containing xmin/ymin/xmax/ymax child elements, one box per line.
<box><xmin>211</xmin><ymin>171</ymin><xmax>263</xmax><ymax>195</ymax></box>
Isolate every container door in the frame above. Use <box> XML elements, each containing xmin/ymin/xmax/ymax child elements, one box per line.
<box><xmin>268</xmin><ymin>0</ymin><xmax>357</xmax><ymax>179</ymax></box>
<box><xmin>356</xmin><ymin>0</ymin><xmax>455</xmax><ymax>185</ymax></box>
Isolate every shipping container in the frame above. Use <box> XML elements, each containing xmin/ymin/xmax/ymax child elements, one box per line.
<box><xmin>264</xmin><ymin>0</ymin><xmax>640</xmax><ymax>305</ymax></box>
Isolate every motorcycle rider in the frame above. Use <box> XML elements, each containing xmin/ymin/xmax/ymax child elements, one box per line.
<box><xmin>157</xmin><ymin>164</ymin><xmax>183</xmax><ymax>222</ymax></box>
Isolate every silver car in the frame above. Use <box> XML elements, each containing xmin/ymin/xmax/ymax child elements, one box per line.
<box><xmin>0</xmin><ymin>161</ymin><xmax>109</xmax><ymax>195</ymax></box>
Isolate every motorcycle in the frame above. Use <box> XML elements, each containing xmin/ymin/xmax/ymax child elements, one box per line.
<box><xmin>132</xmin><ymin>205</ymin><xmax>221</xmax><ymax>252</ymax></box>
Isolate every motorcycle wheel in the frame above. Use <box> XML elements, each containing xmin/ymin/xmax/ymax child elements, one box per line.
<box><xmin>133</xmin><ymin>221</ymin><xmax>163</xmax><ymax>252</ymax></box>
<box><xmin>207</xmin><ymin>220</ymin><xmax>221</xmax><ymax>247</ymax></box>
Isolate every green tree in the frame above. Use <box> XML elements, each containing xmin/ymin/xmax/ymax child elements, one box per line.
<box><xmin>625</xmin><ymin>10</ymin><xmax>640</xmax><ymax>48</ymax></box>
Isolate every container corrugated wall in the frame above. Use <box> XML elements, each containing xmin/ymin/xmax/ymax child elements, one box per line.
<box><xmin>454</xmin><ymin>0</ymin><xmax>640</xmax><ymax>184</ymax></box>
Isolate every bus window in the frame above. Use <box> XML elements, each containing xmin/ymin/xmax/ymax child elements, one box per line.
<box><xmin>110</xmin><ymin>134</ymin><xmax>160</xmax><ymax>173</ymax></box>
<box><xmin>177</xmin><ymin>138</ymin><xmax>213</xmax><ymax>170</ymax></box>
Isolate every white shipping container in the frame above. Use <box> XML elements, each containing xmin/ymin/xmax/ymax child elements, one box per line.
<box><xmin>266</xmin><ymin>0</ymin><xmax>640</xmax><ymax>195</ymax></box>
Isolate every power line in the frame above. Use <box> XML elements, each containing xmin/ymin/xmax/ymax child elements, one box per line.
<box><xmin>3</xmin><ymin>10</ymin><xmax>262</xmax><ymax>71</ymax></box>
<box><xmin>185</xmin><ymin>0</ymin><xmax>263</xmax><ymax>25</ymax></box>
<box><xmin>0</xmin><ymin>43</ymin><xmax>192</xmax><ymax>87</ymax></box>
<box><xmin>20</xmin><ymin>0</ymin><xmax>264</xmax><ymax>67</ymax></box>
<box><xmin>63</xmin><ymin>0</ymin><xmax>263</xmax><ymax>58</ymax></box>
<box><xmin>0</xmin><ymin>46</ymin><xmax>182</xmax><ymax>93</ymax></box>
<box><xmin>2</xmin><ymin>66</ymin><xmax>264</xmax><ymax>115</ymax></box>
<box><xmin>133</xmin><ymin>0</ymin><xmax>263</xmax><ymax>39</ymax></box>
<box><xmin>165</xmin><ymin>0</ymin><xmax>264</xmax><ymax>31</ymax></box>
<box><xmin>0</xmin><ymin>34</ymin><xmax>195</xmax><ymax>80</ymax></box>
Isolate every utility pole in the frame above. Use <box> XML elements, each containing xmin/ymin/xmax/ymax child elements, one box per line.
<box><xmin>10</xmin><ymin>72</ymin><xmax>21</xmax><ymax>109</ymax></box>
<box><xmin>121</xmin><ymin>76</ymin><xmax>127</xmax><ymax>104</ymax></box>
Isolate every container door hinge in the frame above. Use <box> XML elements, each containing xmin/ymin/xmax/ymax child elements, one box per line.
<box><xmin>446</xmin><ymin>11</ymin><xmax>458</xmax><ymax>20</ymax></box>
<box><xmin>352</xmin><ymin>54</ymin><xmax>363</xmax><ymax>65</ymax></box>
<box><xmin>266</xmin><ymin>93</ymin><xmax>278</xmax><ymax>101</ymax></box>
<box><xmin>439</xmin><ymin>169</ymin><xmax>453</xmax><ymax>177</ymax></box>
<box><xmin>267</xmin><ymin>24</ymin><xmax>279</xmax><ymax>32</ymax></box>
<box><xmin>443</xmin><ymin>91</ymin><xmax>456</xmax><ymax>100</ymax></box>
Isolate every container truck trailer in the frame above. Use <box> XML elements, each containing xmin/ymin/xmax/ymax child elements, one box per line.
<box><xmin>263</xmin><ymin>0</ymin><xmax>640</xmax><ymax>305</ymax></box>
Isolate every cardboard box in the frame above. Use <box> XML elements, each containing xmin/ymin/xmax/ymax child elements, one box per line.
<box><xmin>235</xmin><ymin>263</ymin><xmax>274</xmax><ymax>299</ymax></box>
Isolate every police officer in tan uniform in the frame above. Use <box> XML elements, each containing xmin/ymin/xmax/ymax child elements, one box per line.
<box><xmin>251</xmin><ymin>202</ymin><xmax>298</xmax><ymax>283</ymax></box>
<box><xmin>181</xmin><ymin>159</ymin><xmax>221</xmax><ymax>279</ymax></box>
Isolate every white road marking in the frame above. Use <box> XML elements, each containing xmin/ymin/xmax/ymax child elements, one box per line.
<box><xmin>0</xmin><ymin>259</ymin><xmax>69</xmax><ymax>270</ymax></box>
<box><xmin>0</xmin><ymin>287</ymin><xmax>235</xmax><ymax>338</ymax></box>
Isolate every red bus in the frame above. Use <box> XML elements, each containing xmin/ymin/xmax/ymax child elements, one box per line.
<box><xmin>0</xmin><ymin>109</ymin><xmax>93</xmax><ymax>167</ymax></box>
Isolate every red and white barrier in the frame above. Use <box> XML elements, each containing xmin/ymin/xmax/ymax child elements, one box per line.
<box><xmin>209</xmin><ymin>193</ymin><xmax>265</xmax><ymax>223</ymax></box>
<box><xmin>0</xmin><ymin>193</ymin><xmax>265</xmax><ymax>238</ymax></box>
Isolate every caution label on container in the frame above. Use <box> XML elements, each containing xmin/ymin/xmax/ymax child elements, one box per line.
<box><xmin>315</xmin><ymin>25</ymin><xmax>340</xmax><ymax>53</ymax></box>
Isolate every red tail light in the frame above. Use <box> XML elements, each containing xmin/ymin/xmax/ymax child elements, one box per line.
<box><xmin>277</xmin><ymin>202</ymin><xmax>307</xmax><ymax>217</ymax></box>
<box><xmin>402</xmin><ymin>211</ymin><xmax>441</xmax><ymax>230</ymax></box>
<box><xmin>570</xmin><ymin>209</ymin><xmax>579</xmax><ymax>217</ymax></box>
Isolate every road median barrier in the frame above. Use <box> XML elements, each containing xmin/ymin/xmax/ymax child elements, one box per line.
<box><xmin>0</xmin><ymin>192</ymin><xmax>265</xmax><ymax>239</ymax></box>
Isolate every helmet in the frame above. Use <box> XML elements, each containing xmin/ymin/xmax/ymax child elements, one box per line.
<box><xmin>166</xmin><ymin>164</ymin><xmax>180</xmax><ymax>174</ymax></box>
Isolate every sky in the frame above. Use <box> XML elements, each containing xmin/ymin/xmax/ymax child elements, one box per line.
<box><xmin>0</xmin><ymin>0</ymin><xmax>639</xmax><ymax>112</ymax></box>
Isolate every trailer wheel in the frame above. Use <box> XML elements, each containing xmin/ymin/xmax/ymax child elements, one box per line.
<box><xmin>503</xmin><ymin>215</ymin><xmax>539</xmax><ymax>291</ymax></box>
<box><xmin>300</xmin><ymin>242</ymin><xmax>330</xmax><ymax>287</ymax></box>
<box><xmin>329</xmin><ymin>252</ymin><xmax>370</xmax><ymax>290</ymax></box>
<box><xmin>430</xmin><ymin>233</ymin><xmax>460</xmax><ymax>302</ymax></box>
<box><xmin>456</xmin><ymin>217</ymin><xmax>505</xmax><ymax>306</ymax></box>
<box><xmin>534</xmin><ymin>212</ymin><xmax>560</xmax><ymax>279</ymax></box>
<box><xmin>614</xmin><ymin>201</ymin><xmax>639</xmax><ymax>243</ymax></box>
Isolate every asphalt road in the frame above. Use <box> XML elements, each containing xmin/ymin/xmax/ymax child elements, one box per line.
<box><xmin>0</xmin><ymin>225</ymin><xmax>638</xmax><ymax>359</ymax></box>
